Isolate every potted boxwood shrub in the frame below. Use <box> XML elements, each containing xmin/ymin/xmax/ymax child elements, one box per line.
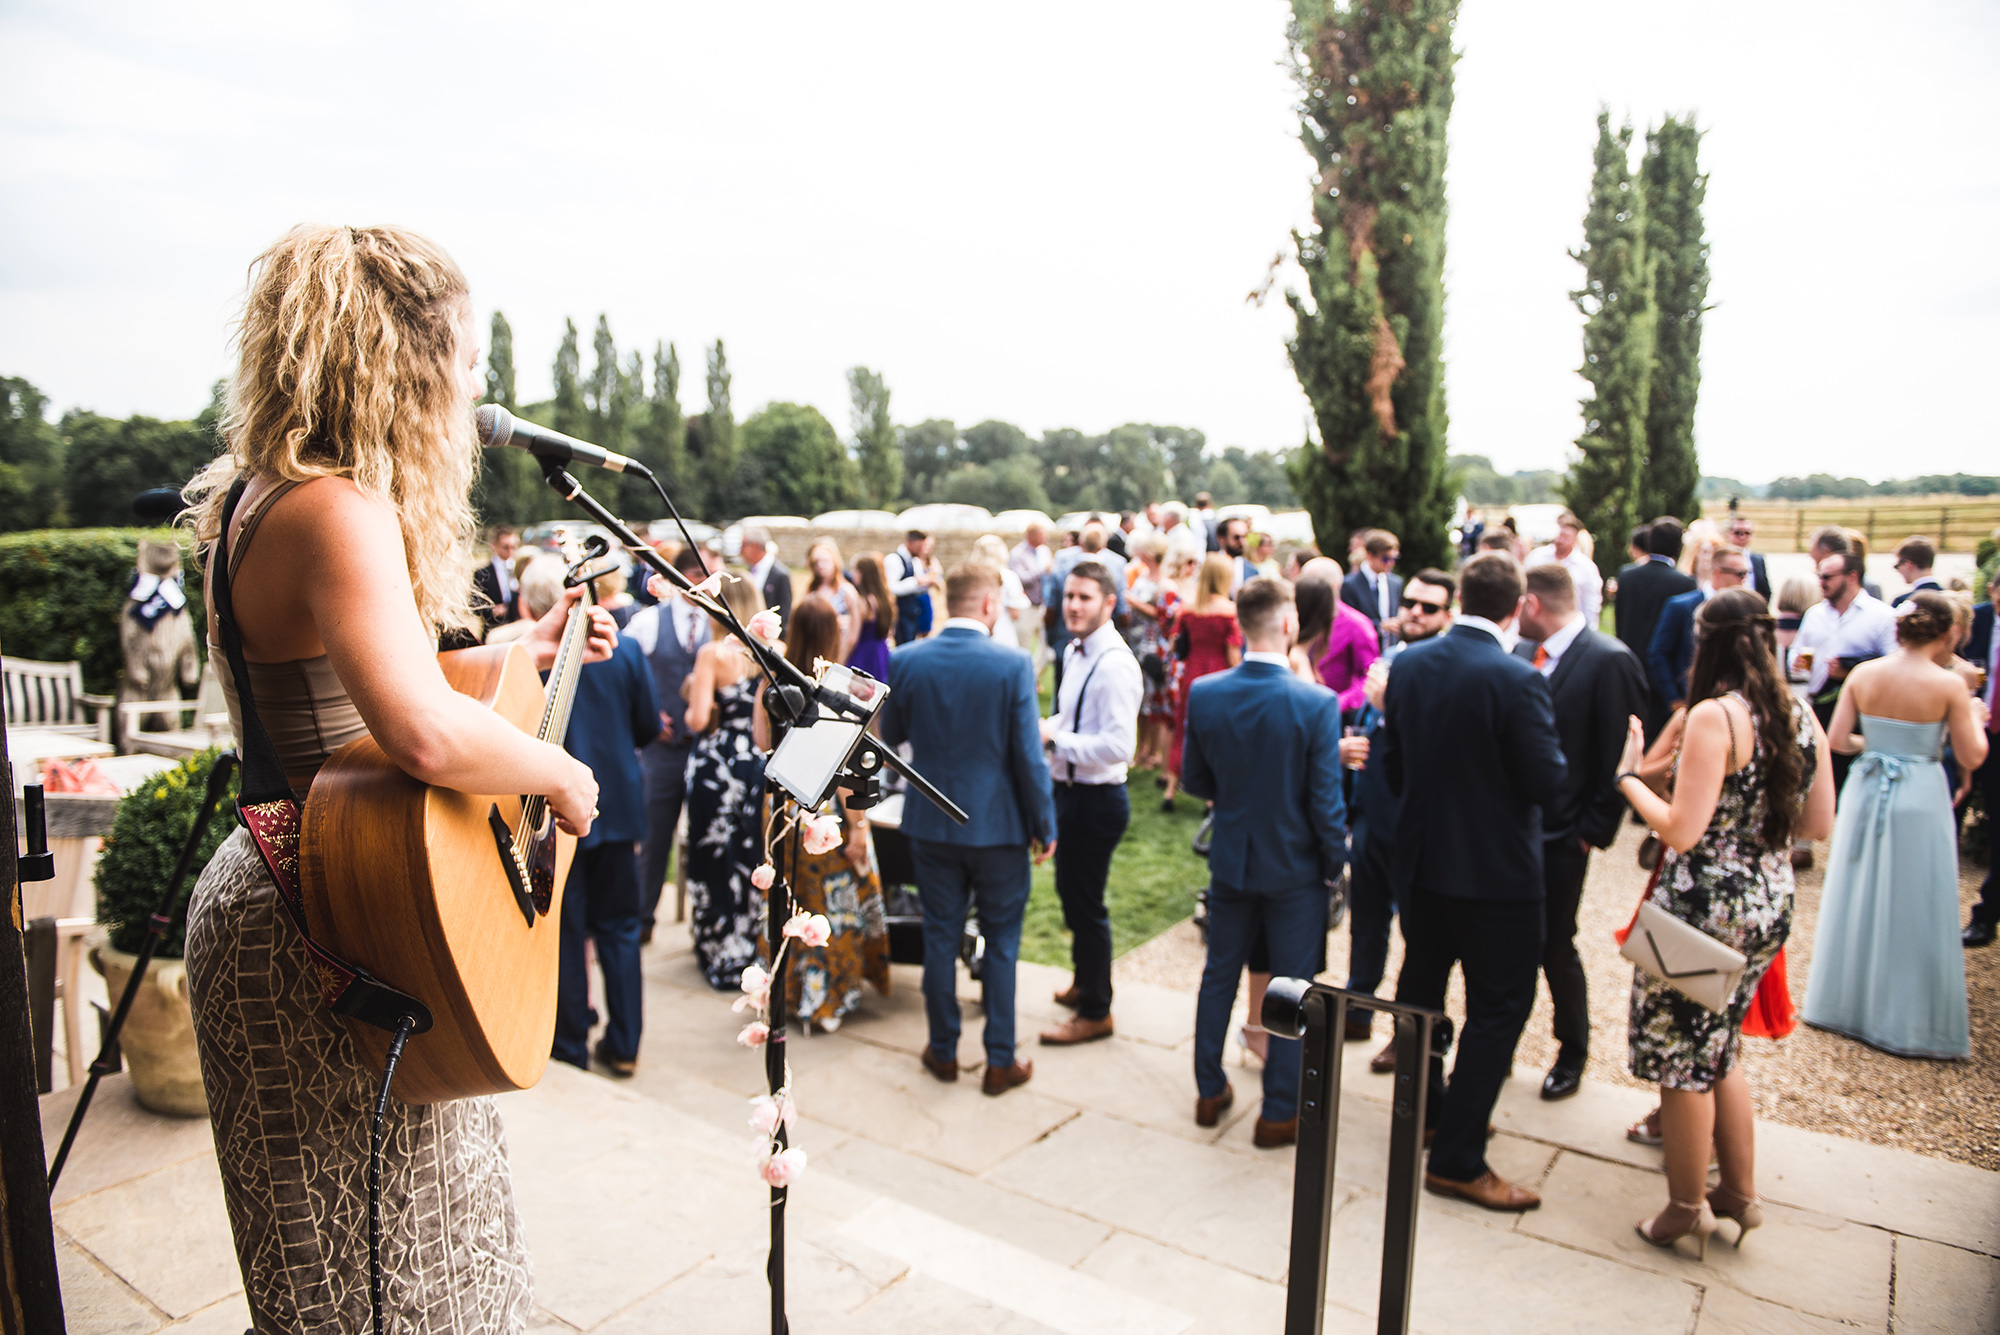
<box><xmin>92</xmin><ymin>747</ymin><xmax>237</xmax><ymax>1116</ymax></box>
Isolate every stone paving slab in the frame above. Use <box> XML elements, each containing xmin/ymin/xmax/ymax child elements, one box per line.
<box><xmin>47</xmin><ymin>937</ymin><xmax>2000</xmax><ymax>1335</ymax></box>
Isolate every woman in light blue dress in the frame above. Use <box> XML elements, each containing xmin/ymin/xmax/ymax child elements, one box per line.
<box><xmin>1802</xmin><ymin>593</ymin><xmax>1990</xmax><ymax>1059</ymax></box>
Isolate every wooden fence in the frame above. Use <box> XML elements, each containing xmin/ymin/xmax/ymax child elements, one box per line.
<box><xmin>1722</xmin><ymin>497</ymin><xmax>2000</xmax><ymax>554</ymax></box>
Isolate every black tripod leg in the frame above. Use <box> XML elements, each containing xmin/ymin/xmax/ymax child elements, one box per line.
<box><xmin>47</xmin><ymin>752</ymin><xmax>237</xmax><ymax>1190</ymax></box>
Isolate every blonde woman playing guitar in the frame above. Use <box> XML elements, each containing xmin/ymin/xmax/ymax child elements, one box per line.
<box><xmin>182</xmin><ymin>224</ymin><xmax>615</xmax><ymax>1335</ymax></box>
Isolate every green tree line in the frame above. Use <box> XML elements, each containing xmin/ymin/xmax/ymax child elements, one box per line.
<box><xmin>1</xmin><ymin>376</ymin><xmax>225</xmax><ymax>532</ymax></box>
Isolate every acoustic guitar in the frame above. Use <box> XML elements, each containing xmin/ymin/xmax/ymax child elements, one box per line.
<box><xmin>299</xmin><ymin>535</ymin><xmax>604</xmax><ymax>1103</ymax></box>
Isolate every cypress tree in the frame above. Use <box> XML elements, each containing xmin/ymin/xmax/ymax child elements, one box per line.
<box><xmin>1639</xmin><ymin>114</ymin><xmax>1708</xmax><ymax>522</ymax></box>
<box><xmin>1561</xmin><ymin>111</ymin><xmax>1657</xmax><ymax>575</ymax></box>
<box><xmin>633</xmin><ymin>341</ymin><xmax>686</xmax><ymax>499</ymax></box>
<box><xmin>1283</xmin><ymin>0</ymin><xmax>1459</xmax><ymax>573</ymax></box>
<box><xmin>551</xmin><ymin>318</ymin><xmax>584</xmax><ymax>438</ymax></box>
<box><xmin>586</xmin><ymin>315</ymin><xmax>627</xmax><ymax>454</ymax></box>
<box><xmin>846</xmin><ymin>366</ymin><xmax>902</xmax><ymax>507</ymax></box>
<box><xmin>483</xmin><ymin>311</ymin><xmax>516</xmax><ymax>408</ymax></box>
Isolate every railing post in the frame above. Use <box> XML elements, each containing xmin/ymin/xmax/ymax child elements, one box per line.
<box><xmin>1264</xmin><ymin>979</ymin><xmax>1443</xmax><ymax>1335</ymax></box>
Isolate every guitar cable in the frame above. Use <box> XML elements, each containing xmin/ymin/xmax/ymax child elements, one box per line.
<box><xmin>369</xmin><ymin>1014</ymin><xmax>419</xmax><ymax>1335</ymax></box>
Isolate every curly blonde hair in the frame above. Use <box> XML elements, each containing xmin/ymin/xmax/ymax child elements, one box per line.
<box><xmin>185</xmin><ymin>224</ymin><xmax>481</xmax><ymax>635</ymax></box>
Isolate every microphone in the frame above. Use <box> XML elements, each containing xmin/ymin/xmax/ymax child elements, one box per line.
<box><xmin>475</xmin><ymin>404</ymin><xmax>652</xmax><ymax>477</ymax></box>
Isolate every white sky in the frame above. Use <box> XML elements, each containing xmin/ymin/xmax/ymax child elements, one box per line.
<box><xmin>2</xmin><ymin>0</ymin><xmax>1994</xmax><ymax>484</ymax></box>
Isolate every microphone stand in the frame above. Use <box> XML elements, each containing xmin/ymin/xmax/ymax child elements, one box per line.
<box><xmin>534</xmin><ymin>460</ymin><xmax>965</xmax><ymax>1335</ymax></box>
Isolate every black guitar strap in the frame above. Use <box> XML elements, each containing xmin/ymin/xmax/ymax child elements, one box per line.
<box><xmin>210</xmin><ymin>476</ymin><xmax>431</xmax><ymax>1035</ymax></box>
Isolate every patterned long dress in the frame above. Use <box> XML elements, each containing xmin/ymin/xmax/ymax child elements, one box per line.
<box><xmin>774</xmin><ymin>812</ymin><xmax>892</xmax><ymax>1028</ymax></box>
<box><xmin>1629</xmin><ymin>693</ymin><xmax>1817</xmax><ymax>1091</ymax></box>
<box><xmin>187</xmin><ymin>833</ymin><xmax>533</xmax><ymax>1334</ymax></box>
<box><xmin>684</xmin><ymin>674</ymin><xmax>768</xmax><ymax>989</ymax></box>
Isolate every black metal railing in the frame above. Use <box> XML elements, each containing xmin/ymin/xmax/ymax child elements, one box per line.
<box><xmin>1261</xmin><ymin>979</ymin><xmax>1448</xmax><ymax>1335</ymax></box>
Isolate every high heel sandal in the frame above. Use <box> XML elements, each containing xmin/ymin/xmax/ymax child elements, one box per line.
<box><xmin>1706</xmin><ymin>1185</ymin><xmax>1764</xmax><ymax>1247</ymax></box>
<box><xmin>1238</xmin><ymin>1024</ymin><xmax>1268</xmax><ymax>1067</ymax></box>
<box><xmin>1635</xmin><ymin>1198</ymin><xmax>1718</xmax><ymax>1261</ymax></box>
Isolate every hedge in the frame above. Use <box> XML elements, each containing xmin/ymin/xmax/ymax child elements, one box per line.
<box><xmin>0</xmin><ymin>528</ymin><xmax>204</xmax><ymax>696</ymax></box>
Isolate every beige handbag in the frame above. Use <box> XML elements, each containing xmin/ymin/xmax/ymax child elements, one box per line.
<box><xmin>1621</xmin><ymin>900</ymin><xmax>1747</xmax><ymax>1014</ymax></box>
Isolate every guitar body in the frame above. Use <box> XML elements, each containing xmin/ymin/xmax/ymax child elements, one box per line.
<box><xmin>300</xmin><ymin>643</ymin><xmax>576</xmax><ymax>1104</ymax></box>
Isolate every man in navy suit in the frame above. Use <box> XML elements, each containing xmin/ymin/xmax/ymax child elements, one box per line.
<box><xmin>1891</xmin><ymin>535</ymin><xmax>1943</xmax><ymax>608</ymax></box>
<box><xmin>1962</xmin><ymin>600</ymin><xmax>1999</xmax><ymax>946</ymax></box>
<box><xmin>1614</xmin><ymin>517</ymin><xmax>1697</xmax><ymax>739</ymax></box>
<box><xmin>1381</xmin><ymin>552</ymin><xmax>1566</xmax><ymax>1211</ymax></box>
<box><xmin>628</xmin><ymin>543</ymin><xmax>713</xmax><ymax>940</ymax></box>
<box><xmin>880</xmin><ymin>563</ymin><xmax>1057</xmax><ymax>1095</ymax></box>
<box><xmin>1647</xmin><ymin>547</ymin><xmax>1749</xmax><ymax>712</ymax></box>
<box><xmin>1182</xmin><ymin>577</ymin><xmax>1346</xmax><ymax>1147</ymax></box>
<box><xmin>1723</xmin><ymin>513</ymin><xmax>1771</xmax><ymax>602</ymax></box>
<box><xmin>1342</xmin><ymin>529</ymin><xmax>1405</xmax><ymax>649</ymax></box>
<box><xmin>1514</xmin><ymin>563</ymin><xmax>1648</xmax><ymax>1101</ymax></box>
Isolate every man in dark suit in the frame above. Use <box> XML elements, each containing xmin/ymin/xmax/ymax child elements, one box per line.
<box><xmin>1647</xmin><ymin>547</ymin><xmax>1749</xmax><ymax>713</ymax></box>
<box><xmin>1513</xmin><ymin>563</ymin><xmax>1648</xmax><ymax>1100</ymax></box>
<box><xmin>737</xmin><ymin>525</ymin><xmax>792</xmax><ymax>631</ymax></box>
<box><xmin>1612</xmin><ymin>516</ymin><xmax>1697</xmax><ymax>739</ymax></box>
<box><xmin>1380</xmin><ymin>551</ymin><xmax>1565</xmax><ymax>1211</ymax></box>
<box><xmin>627</xmin><ymin>543</ymin><xmax>713</xmax><ymax>941</ymax></box>
<box><xmin>1722</xmin><ymin>513</ymin><xmax>1771</xmax><ymax>602</ymax></box>
<box><xmin>880</xmin><ymin>563</ymin><xmax>1057</xmax><ymax>1095</ymax></box>
<box><xmin>472</xmin><ymin>525</ymin><xmax>522</xmax><ymax>629</ymax></box>
<box><xmin>1182</xmin><ymin>577</ymin><xmax>1346</xmax><ymax>1146</ymax></box>
<box><xmin>1341</xmin><ymin>529</ymin><xmax>1405</xmax><ymax>649</ymax></box>
<box><xmin>1892</xmin><ymin>535</ymin><xmax>1943</xmax><ymax>608</ymax></box>
<box><xmin>1962</xmin><ymin>600</ymin><xmax>1999</xmax><ymax>946</ymax></box>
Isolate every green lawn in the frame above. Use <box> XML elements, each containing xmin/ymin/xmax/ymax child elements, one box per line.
<box><xmin>1020</xmin><ymin>664</ymin><xmax>1210</xmax><ymax>968</ymax></box>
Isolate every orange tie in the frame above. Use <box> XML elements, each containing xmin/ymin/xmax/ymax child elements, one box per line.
<box><xmin>1532</xmin><ymin>645</ymin><xmax>1551</xmax><ymax>670</ymax></box>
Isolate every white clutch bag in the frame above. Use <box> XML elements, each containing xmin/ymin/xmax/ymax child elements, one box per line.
<box><xmin>1620</xmin><ymin>900</ymin><xmax>1748</xmax><ymax>1014</ymax></box>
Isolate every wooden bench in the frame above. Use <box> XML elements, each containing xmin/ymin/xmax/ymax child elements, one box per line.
<box><xmin>118</xmin><ymin>664</ymin><xmax>232</xmax><ymax>759</ymax></box>
<box><xmin>3</xmin><ymin>657</ymin><xmax>112</xmax><ymax>745</ymax></box>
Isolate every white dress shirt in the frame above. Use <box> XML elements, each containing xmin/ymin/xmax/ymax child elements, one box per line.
<box><xmin>1453</xmin><ymin>614</ymin><xmax>1519</xmax><ymax>654</ymax></box>
<box><xmin>1790</xmin><ymin>592</ymin><xmax>1898</xmax><ymax>694</ymax></box>
<box><xmin>489</xmin><ymin>555</ymin><xmax>516</xmax><ymax>607</ymax></box>
<box><xmin>1371</xmin><ymin>568</ymin><xmax>1395</xmax><ymax>621</ymax></box>
<box><xmin>940</xmin><ymin>616</ymin><xmax>992</xmax><ymax>636</ymax></box>
<box><xmin>746</xmin><ymin>551</ymin><xmax>775</xmax><ymax>597</ymax></box>
<box><xmin>1527</xmin><ymin>544</ymin><xmax>1604</xmax><ymax>627</ymax></box>
<box><xmin>1531</xmin><ymin>612</ymin><xmax>1588</xmax><ymax>676</ymax></box>
<box><xmin>1243</xmin><ymin>650</ymin><xmax>1291</xmax><ymax>669</ymax></box>
<box><xmin>1048</xmin><ymin>619</ymin><xmax>1142</xmax><ymax>785</ymax></box>
<box><xmin>888</xmin><ymin>545</ymin><xmax>927</xmax><ymax>597</ymax></box>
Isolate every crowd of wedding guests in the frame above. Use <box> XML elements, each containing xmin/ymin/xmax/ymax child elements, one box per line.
<box><xmin>475</xmin><ymin>495</ymin><xmax>1995</xmax><ymax>1258</ymax></box>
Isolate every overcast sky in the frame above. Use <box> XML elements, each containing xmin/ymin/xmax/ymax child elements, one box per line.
<box><xmin>2</xmin><ymin>0</ymin><xmax>1994</xmax><ymax>484</ymax></box>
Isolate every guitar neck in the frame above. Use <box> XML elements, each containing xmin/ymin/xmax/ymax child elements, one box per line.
<box><xmin>537</xmin><ymin>594</ymin><xmax>595</xmax><ymax>750</ymax></box>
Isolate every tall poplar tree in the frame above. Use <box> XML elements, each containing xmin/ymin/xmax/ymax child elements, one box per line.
<box><xmin>1640</xmin><ymin>114</ymin><xmax>1708</xmax><ymax>522</ymax></box>
<box><xmin>846</xmin><ymin>366</ymin><xmax>901</xmax><ymax>507</ymax></box>
<box><xmin>1283</xmin><ymin>0</ymin><xmax>1459</xmax><ymax>572</ymax></box>
<box><xmin>483</xmin><ymin>311</ymin><xmax>516</xmax><ymax>408</ymax></box>
<box><xmin>551</xmin><ymin>318</ymin><xmax>584</xmax><ymax>438</ymax></box>
<box><xmin>1562</xmin><ymin>112</ymin><xmax>1658</xmax><ymax>575</ymax></box>
<box><xmin>632</xmin><ymin>341</ymin><xmax>686</xmax><ymax>500</ymax></box>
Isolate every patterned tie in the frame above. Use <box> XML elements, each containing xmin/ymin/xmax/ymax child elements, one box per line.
<box><xmin>1532</xmin><ymin>644</ymin><xmax>1551</xmax><ymax>670</ymax></box>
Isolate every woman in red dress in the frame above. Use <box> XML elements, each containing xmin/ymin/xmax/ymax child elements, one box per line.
<box><xmin>1164</xmin><ymin>554</ymin><xmax>1242</xmax><ymax>809</ymax></box>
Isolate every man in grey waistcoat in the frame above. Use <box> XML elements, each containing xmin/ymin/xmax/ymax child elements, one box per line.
<box><xmin>625</xmin><ymin>543</ymin><xmax>713</xmax><ymax>939</ymax></box>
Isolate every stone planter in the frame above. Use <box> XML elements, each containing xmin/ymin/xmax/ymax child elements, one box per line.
<box><xmin>90</xmin><ymin>936</ymin><xmax>207</xmax><ymax>1117</ymax></box>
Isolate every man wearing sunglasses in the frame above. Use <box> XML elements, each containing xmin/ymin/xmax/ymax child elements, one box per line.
<box><xmin>1647</xmin><ymin>548</ymin><xmax>1751</xmax><ymax>714</ymax></box>
<box><xmin>1385</xmin><ymin>571</ymin><xmax>1456</xmax><ymax>656</ymax></box>
<box><xmin>1723</xmin><ymin>514</ymin><xmax>1772</xmax><ymax>601</ymax></box>
<box><xmin>1791</xmin><ymin>551</ymin><xmax>1898</xmax><ymax>796</ymax></box>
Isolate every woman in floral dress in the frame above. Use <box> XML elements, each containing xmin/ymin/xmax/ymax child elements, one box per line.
<box><xmin>683</xmin><ymin>575</ymin><xmax>770</xmax><ymax>989</ymax></box>
<box><xmin>1614</xmin><ymin>588</ymin><xmax>1834</xmax><ymax>1257</ymax></box>
<box><xmin>753</xmin><ymin>593</ymin><xmax>891</xmax><ymax>1029</ymax></box>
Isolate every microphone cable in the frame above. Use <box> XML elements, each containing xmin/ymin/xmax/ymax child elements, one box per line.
<box><xmin>369</xmin><ymin>1015</ymin><xmax>419</xmax><ymax>1335</ymax></box>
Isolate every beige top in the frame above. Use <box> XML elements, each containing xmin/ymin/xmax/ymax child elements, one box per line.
<box><xmin>206</xmin><ymin>478</ymin><xmax>368</xmax><ymax>793</ymax></box>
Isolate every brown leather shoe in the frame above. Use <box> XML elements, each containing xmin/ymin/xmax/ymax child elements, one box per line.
<box><xmin>1040</xmin><ymin>1015</ymin><xmax>1114</xmax><ymax>1045</ymax></box>
<box><xmin>920</xmin><ymin>1048</ymin><xmax>958</xmax><ymax>1083</ymax></box>
<box><xmin>1252</xmin><ymin>1116</ymin><xmax>1298</xmax><ymax>1149</ymax></box>
<box><xmin>982</xmin><ymin>1058</ymin><xmax>1034</xmax><ymax>1096</ymax></box>
<box><xmin>1369</xmin><ymin>1039</ymin><xmax>1398</xmax><ymax>1074</ymax></box>
<box><xmin>1195</xmin><ymin>1083</ymin><xmax>1235</xmax><ymax>1128</ymax></box>
<box><xmin>1053</xmin><ymin>984</ymin><xmax>1081</xmax><ymax>1008</ymax></box>
<box><xmin>1344</xmin><ymin>1011</ymin><xmax>1374</xmax><ymax>1042</ymax></box>
<box><xmin>1424</xmin><ymin>1169</ymin><xmax>1540</xmax><ymax>1212</ymax></box>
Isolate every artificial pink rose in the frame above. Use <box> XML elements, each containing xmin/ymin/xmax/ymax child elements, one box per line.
<box><xmin>748</xmin><ymin>1092</ymin><xmax>797</xmax><ymax>1136</ymax></box>
<box><xmin>783</xmin><ymin>911</ymin><xmax>833</xmax><ymax>950</ymax></box>
<box><xmin>759</xmin><ymin>1146</ymin><xmax>808</xmax><ymax>1188</ymax></box>
<box><xmin>800</xmin><ymin>814</ymin><xmax>843</xmax><ymax>856</ymax></box>
<box><xmin>750</xmin><ymin>862</ymin><xmax>776</xmax><ymax>891</ymax></box>
<box><xmin>747</xmin><ymin>609</ymin><xmax>783</xmax><ymax>643</ymax></box>
<box><xmin>737</xmin><ymin>1020</ymin><xmax>770</xmax><ymax>1048</ymax></box>
<box><xmin>688</xmin><ymin>570</ymin><xmax>729</xmax><ymax>601</ymax></box>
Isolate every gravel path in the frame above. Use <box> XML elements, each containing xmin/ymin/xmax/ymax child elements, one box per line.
<box><xmin>1114</xmin><ymin>820</ymin><xmax>1999</xmax><ymax>1171</ymax></box>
